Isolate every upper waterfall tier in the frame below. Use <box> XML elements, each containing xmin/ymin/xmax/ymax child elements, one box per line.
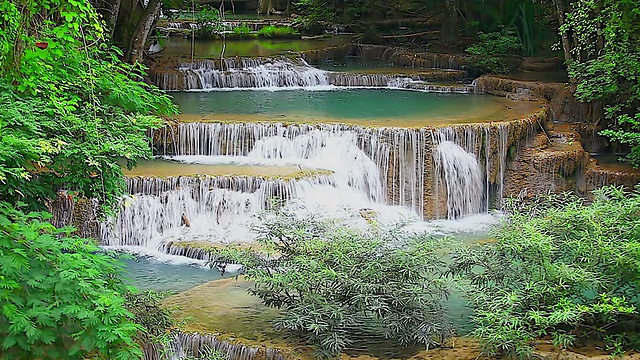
<box><xmin>149</xmin><ymin>57</ymin><xmax>471</xmax><ymax>91</ymax></box>
<box><xmin>152</xmin><ymin>113</ymin><xmax>543</xmax><ymax>220</ymax></box>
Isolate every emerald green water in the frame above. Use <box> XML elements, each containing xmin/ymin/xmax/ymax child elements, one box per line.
<box><xmin>122</xmin><ymin>257</ymin><xmax>221</xmax><ymax>293</ymax></box>
<box><xmin>158</xmin><ymin>37</ymin><xmax>350</xmax><ymax>58</ymax></box>
<box><xmin>173</xmin><ymin>89</ymin><xmax>535</xmax><ymax>127</ymax></box>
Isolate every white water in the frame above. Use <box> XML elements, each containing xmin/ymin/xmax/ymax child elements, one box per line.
<box><xmin>153</xmin><ymin>57</ymin><xmax>472</xmax><ymax>93</ymax></box>
<box><xmin>103</xmin><ymin>121</ymin><xmax>525</xmax><ymax>259</ymax></box>
<box><xmin>434</xmin><ymin>141</ymin><xmax>484</xmax><ymax>218</ymax></box>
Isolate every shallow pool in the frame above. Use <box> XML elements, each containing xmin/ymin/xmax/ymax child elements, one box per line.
<box><xmin>172</xmin><ymin>89</ymin><xmax>539</xmax><ymax>127</ymax></box>
<box><xmin>121</xmin><ymin>256</ymin><xmax>222</xmax><ymax>293</ymax></box>
<box><xmin>158</xmin><ymin>37</ymin><xmax>351</xmax><ymax>58</ymax></box>
<box><xmin>122</xmin><ymin>158</ymin><xmax>311</xmax><ymax>178</ymax></box>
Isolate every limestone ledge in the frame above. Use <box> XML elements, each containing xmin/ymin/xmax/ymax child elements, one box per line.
<box><xmin>142</xmin><ymin>331</ymin><xmax>287</xmax><ymax>360</ymax></box>
<box><xmin>585</xmin><ymin>158</ymin><xmax>640</xmax><ymax>195</ymax></box>
<box><xmin>146</xmin><ymin>54</ymin><xmax>469</xmax><ymax>91</ymax></box>
<box><xmin>300</xmin><ymin>43</ymin><xmax>470</xmax><ymax>70</ymax></box>
<box><xmin>473</xmin><ymin>75</ymin><xmax>599</xmax><ymax>124</ymax></box>
<box><xmin>300</xmin><ymin>44</ymin><xmax>563</xmax><ymax>73</ymax></box>
<box><xmin>504</xmin><ymin>128</ymin><xmax>640</xmax><ymax>198</ymax></box>
<box><xmin>126</xmin><ymin>170</ymin><xmax>334</xmax><ymax>184</ymax></box>
<box><xmin>163</xmin><ymin>241</ymin><xmax>260</xmax><ymax>261</ymax></box>
<box><xmin>154</xmin><ymin>107</ymin><xmax>547</xmax><ymax>149</ymax></box>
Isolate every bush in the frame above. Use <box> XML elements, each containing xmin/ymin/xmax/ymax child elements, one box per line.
<box><xmin>293</xmin><ymin>0</ymin><xmax>334</xmax><ymax>35</ymax></box>
<box><xmin>209</xmin><ymin>210</ymin><xmax>453</xmax><ymax>359</ymax></box>
<box><xmin>232</xmin><ymin>25</ymin><xmax>252</xmax><ymax>37</ymax></box>
<box><xmin>195</xmin><ymin>6</ymin><xmax>223</xmax><ymax>38</ymax></box>
<box><xmin>124</xmin><ymin>291</ymin><xmax>174</xmax><ymax>339</ymax></box>
<box><xmin>0</xmin><ymin>204</ymin><xmax>142</xmax><ymax>359</ymax></box>
<box><xmin>257</xmin><ymin>25</ymin><xmax>300</xmax><ymax>38</ymax></box>
<box><xmin>451</xmin><ymin>186</ymin><xmax>640</xmax><ymax>358</ymax></box>
<box><xmin>466</xmin><ymin>28</ymin><xmax>524</xmax><ymax>74</ymax></box>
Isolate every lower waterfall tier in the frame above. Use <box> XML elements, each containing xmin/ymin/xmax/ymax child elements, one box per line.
<box><xmin>94</xmin><ymin>112</ymin><xmax>542</xmax><ymax>251</ymax></box>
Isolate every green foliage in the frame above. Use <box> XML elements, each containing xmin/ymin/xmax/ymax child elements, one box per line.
<box><xmin>0</xmin><ymin>203</ymin><xmax>142</xmax><ymax>359</ymax></box>
<box><xmin>466</xmin><ymin>28</ymin><xmax>524</xmax><ymax>74</ymax></box>
<box><xmin>451</xmin><ymin>186</ymin><xmax>640</xmax><ymax>358</ymax></box>
<box><xmin>0</xmin><ymin>1</ymin><xmax>178</xmax><ymax>357</ymax></box>
<box><xmin>155</xmin><ymin>336</ymin><xmax>228</xmax><ymax>360</ymax></box>
<box><xmin>193</xmin><ymin>346</ymin><xmax>228</xmax><ymax>360</ymax></box>
<box><xmin>257</xmin><ymin>25</ymin><xmax>300</xmax><ymax>38</ymax></box>
<box><xmin>0</xmin><ymin>0</ymin><xmax>176</xmax><ymax>209</ymax></box>
<box><xmin>232</xmin><ymin>25</ymin><xmax>252</xmax><ymax>37</ymax></box>
<box><xmin>0</xmin><ymin>82</ymin><xmax>166</xmax><ymax>210</ymax></box>
<box><xmin>563</xmin><ymin>0</ymin><xmax>640</xmax><ymax>166</ymax></box>
<box><xmin>195</xmin><ymin>6</ymin><xmax>223</xmax><ymax>38</ymax></box>
<box><xmin>293</xmin><ymin>0</ymin><xmax>335</xmax><ymax>34</ymax></box>
<box><xmin>210</xmin><ymin>210</ymin><xmax>453</xmax><ymax>359</ymax></box>
<box><xmin>467</xmin><ymin>28</ymin><xmax>524</xmax><ymax>56</ymax></box>
<box><xmin>124</xmin><ymin>290</ymin><xmax>174</xmax><ymax>338</ymax></box>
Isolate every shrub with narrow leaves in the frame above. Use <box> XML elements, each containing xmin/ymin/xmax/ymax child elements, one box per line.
<box><xmin>451</xmin><ymin>186</ymin><xmax>640</xmax><ymax>358</ymax></box>
<box><xmin>210</xmin><ymin>210</ymin><xmax>454</xmax><ymax>359</ymax></box>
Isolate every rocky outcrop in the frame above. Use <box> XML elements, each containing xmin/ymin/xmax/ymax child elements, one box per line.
<box><xmin>143</xmin><ymin>332</ymin><xmax>285</xmax><ymax>360</ymax></box>
<box><xmin>473</xmin><ymin>75</ymin><xmax>600</xmax><ymax>125</ymax></box>
<box><xmin>503</xmin><ymin>125</ymin><xmax>640</xmax><ymax>199</ymax></box>
<box><xmin>48</xmin><ymin>191</ymin><xmax>101</xmax><ymax>239</ymax></box>
<box><xmin>301</xmin><ymin>44</ymin><xmax>469</xmax><ymax>70</ymax></box>
<box><xmin>584</xmin><ymin>158</ymin><xmax>640</xmax><ymax>194</ymax></box>
<box><xmin>504</xmin><ymin>130</ymin><xmax>588</xmax><ymax>198</ymax></box>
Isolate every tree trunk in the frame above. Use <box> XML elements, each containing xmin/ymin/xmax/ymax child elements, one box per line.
<box><xmin>257</xmin><ymin>0</ymin><xmax>273</xmax><ymax>15</ymax></box>
<box><xmin>553</xmin><ymin>0</ymin><xmax>573</xmax><ymax>63</ymax></box>
<box><xmin>108</xmin><ymin>0</ymin><xmax>122</xmax><ymax>38</ymax></box>
<box><xmin>125</xmin><ymin>0</ymin><xmax>161</xmax><ymax>63</ymax></box>
<box><xmin>441</xmin><ymin>0</ymin><xmax>459</xmax><ymax>43</ymax></box>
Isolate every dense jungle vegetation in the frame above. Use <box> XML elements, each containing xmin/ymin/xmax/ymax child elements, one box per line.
<box><xmin>0</xmin><ymin>0</ymin><xmax>639</xmax><ymax>359</ymax></box>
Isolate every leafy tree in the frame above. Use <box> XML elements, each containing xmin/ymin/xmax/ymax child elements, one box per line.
<box><xmin>558</xmin><ymin>0</ymin><xmax>640</xmax><ymax>166</ymax></box>
<box><xmin>0</xmin><ymin>0</ymin><xmax>177</xmax><ymax>357</ymax></box>
<box><xmin>195</xmin><ymin>6</ymin><xmax>223</xmax><ymax>38</ymax></box>
<box><xmin>465</xmin><ymin>27</ymin><xmax>524</xmax><ymax>73</ymax></box>
<box><xmin>210</xmin><ymin>210</ymin><xmax>453</xmax><ymax>359</ymax></box>
<box><xmin>451</xmin><ymin>186</ymin><xmax>640</xmax><ymax>358</ymax></box>
<box><xmin>0</xmin><ymin>0</ymin><xmax>175</xmax><ymax>209</ymax></box>
<box><xmin>0</xmin><ymin>204</ymin><xmax>142</xmax><ymax>359</ymax></box>
<box><xmin>124</xmin><ymin>290</ymin><xmax>174</xmax><ymax>338</ymax></box>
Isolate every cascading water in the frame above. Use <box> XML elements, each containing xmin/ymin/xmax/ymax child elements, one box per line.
<box><xmin>152</xmin><ymin>121</ymin><xmax>529</xmax><ymax>218</ymax></box>
<box><xmin>152</xmin><ymin>57</ymin><xmax>472</xmax><ymax>92</ymax></box>
<box><xmin>101</xmin><ymin>174</ymin><xmax>336</xmax><ymax>249</ymax></box>
<box><xmin>152</xmin><ymin>122</ymin><xmax>423</xmax><ymax>214</ymax></box>
<box><xmin>182</xmin><ymin>58</ymin><xmax>329</xmax><ymax>89</ymax></box>
<box><xmin>101</xmin><ymin>129</ymin><xmax>415</xmax><ymax>253</ymax></box>
<box><xmin>433</xmin><ymin>141</ymin><xmax>484</xmax><ymax>219</ymax></box>
<box><xmin>103</xmin><ymin>110</ymin><xmax>538</xmax><ymax>256</ymax></box>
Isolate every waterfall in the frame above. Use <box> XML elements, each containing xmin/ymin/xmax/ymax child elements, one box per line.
<box><xmin>153</xmin><ymin>120</ymin><xmax>537</xmax><ymax>218</ymax></box>
<box><xmin>143</xmin><ymin>332</ymin><xmax>285</xmax><ymax>360</ymax></box>
<box><xmin>433</xmin><ymin>141</ymin><xmax>484</xmax><ymax>219</ymax></box>
<box><xmin>101</xmin><ymin>174</ymin><xmax>335</xmax><ymax>248</ymax></box>
<box><xmin>98</xmin><ymin>109</ymin><xmax>544</xmax><ymax>253</ymax></box>
<box><xmin>162</xmin><ymin>58</ymin><xmax>329</xmax><ymax>90</ymax></box>
<box><xmin>152</xmin><ymin>57</ymin><xmax>472</xmax><ymax>92</ymax></box>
